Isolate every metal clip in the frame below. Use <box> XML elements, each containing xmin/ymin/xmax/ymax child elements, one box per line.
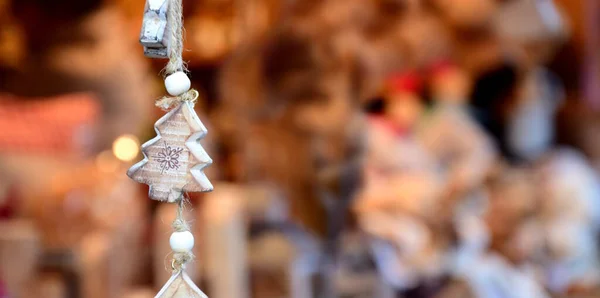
<box><xmin>140</xmin><ymin>0</ymin><xmax>171</xmax><ymax>58</ymax></box>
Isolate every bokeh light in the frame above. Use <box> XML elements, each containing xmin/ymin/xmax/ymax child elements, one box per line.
<box><xmin>112</xmin><ymin>134</ymin><xmax>140</xmax><ymax>162</ymax></box>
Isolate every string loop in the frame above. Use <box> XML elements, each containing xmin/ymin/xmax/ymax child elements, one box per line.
<box><xmin>155</xmin><ymin>89</ymin><xmax>199</xmax><ymax>110</ymax></box>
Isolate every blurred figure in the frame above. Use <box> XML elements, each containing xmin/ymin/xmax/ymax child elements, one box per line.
<box><xmin>357</xmin><ymin>72</ymin><xmax>442</xmax><ymax>220</ymax></box>
<box><xmin>419</xmin><ymin>61</ymin><xmax>496</xmax><ymax>205</ymax></box>
<box><xmin>355</xmin><ymin>72</ymin><xmax>446</xmax><ymax>292</ymax></box>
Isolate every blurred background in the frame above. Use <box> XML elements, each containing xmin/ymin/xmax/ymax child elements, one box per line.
<box><xmin>0</xmin><ymin>0</ymin><xmax>599</xmax><ymax>297</ymax></box>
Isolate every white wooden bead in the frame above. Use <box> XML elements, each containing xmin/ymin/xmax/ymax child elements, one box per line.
<box><xmin>165</xmin><ymin>72</ymin><xmax>191</xmax><ymax>96</ymax></box>
<box><xmin>169</xmin><ymin>231</ymin><xmax>195</xmax><ymax>252</ymax></box>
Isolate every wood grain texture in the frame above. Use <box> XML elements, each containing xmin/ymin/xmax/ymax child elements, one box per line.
<box><xmin>155</xmin><ymin>271</ymin><xmax>208</xmax><ymax>298</ymax></box>
<box><xmin>140</xmin><ymin>0</ymin><xmax>170</xmax><ymax>58</ymax></box>
<box><xmin>128</xmin><ymin>101</ymin><xmax>213</xmax><ymax>202</ymax></box>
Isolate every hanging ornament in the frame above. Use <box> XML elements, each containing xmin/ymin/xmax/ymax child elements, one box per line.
<box><xmin>156</xmin><ymin>270</ymin><xmax>208</xmax><ymax>298</ymax></box>
<box><xmin>129</xmin><ymin>0</ymin><xmax>212</xmax><ymax>296</ymax></box>
<box><xmin>130</xmin><ymin>0</ymin><xmax>214</xmax><ymax>202</ymax></box>
<box><xmin>127</xmin><ymin>98</ymin><xmax>213</xmax><ymax>202</ymax></box>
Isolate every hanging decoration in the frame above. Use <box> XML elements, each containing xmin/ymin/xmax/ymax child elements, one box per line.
<box><xmin>129</xmin><ymin>0</ymin><xmax>212</xmax><ymax>296</ymax></box>
<box><xmin>127</xmin><ymin>99</ymin><xmax>213</xmax><ymax>202</ymax></box>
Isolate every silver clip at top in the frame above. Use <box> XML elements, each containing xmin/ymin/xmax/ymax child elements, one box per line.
<box><xmin>140</xmin><ymin>0</ymin><xmax>170</xmax><ymax>59</ymax></box>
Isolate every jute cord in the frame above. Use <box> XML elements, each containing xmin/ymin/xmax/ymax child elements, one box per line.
<box><xmin>157</xmin><ymin>0</ymin><xmax>196</xmax><ymax>273</ymax></box>
<box><xmin>165</xmin><ymin>0</ymin><xmax>185</xmax><ymax>74</ymax></box>
<box><xmin>171</xmin><ymin>195</ymin><xmax>195</xmax><ymax>272</ymax></box>
<box><xmin>155</xmin><ymin>0</ymin><xmax>195</xmax><ymax>111</ymax></box>
<box><xmin>155</xmin><ymin>89</ymin><xmax>199</xmax><ymax>110</ymax></box>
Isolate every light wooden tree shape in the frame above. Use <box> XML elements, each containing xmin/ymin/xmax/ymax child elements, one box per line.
<box><xmin>156</xmin><ymin>271</ymin><xmax>208</xmax><ymax>298</ymax></box>
<box><xmin>127</xmin><ymin>101</ymin><xmax>213</xmax><ymax>202</ymax></box>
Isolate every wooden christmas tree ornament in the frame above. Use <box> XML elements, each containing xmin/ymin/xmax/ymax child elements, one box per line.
<box><xmin>127</xmin><ymin>99</ymin><xmax>213</xmax><ymax>202</ymax></box>
<box><xmin>155</xmin><ymin>271</ymin><xmax>208</xmax><ymax>298</ymax></box>
<box><xmin>129</xmin><ymin>0</ymin><xmax>212</xmax><ymax>297</ymax></box>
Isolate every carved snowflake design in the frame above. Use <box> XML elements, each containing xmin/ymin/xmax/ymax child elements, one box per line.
<box><xmin>154</xmin><ymin>142</ymin><xmax>184</xmax><ymax>173</ymax></box>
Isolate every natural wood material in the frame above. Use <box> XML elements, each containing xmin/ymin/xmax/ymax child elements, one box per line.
<box><xmin>140</xmin><ymin>0</ymin><xmax>170</xmax><ymax>58</ymax></box>
<box><xmin>128</xmin><ymin>101</ymin><xmax>213</xmax><ymax>202</ymax></box>
<box><xmin>155</xmin><ymin>271</ymin><xmax>207</xmax><ymax>298</ymax></box>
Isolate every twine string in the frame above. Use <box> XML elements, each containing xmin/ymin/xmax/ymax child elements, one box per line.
<box><xmin>155</xmin><ymin>0</ymin><xmax>194</xmax><ymax>111</ymax></box>
<box><xmin>165</xmin><ymin>0</ymin><xmax>185</xmax><ymax>74</ymax></box>
<box><xmin>171</xmin><ymin>195</ymin><xmax>195</xmax><ymax>273</ymax></box>
<box><xmin>155</xmin><ymin>89</ymin><xmax>199</xmax><ymax>110</ymax></box>
<box><xmin>158</xmin><ymin>0</ymin><xmax>195</xmax><ymax>273</ymax></box>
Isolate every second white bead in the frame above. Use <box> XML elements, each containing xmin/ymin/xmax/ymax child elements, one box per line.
<box><xmin>165</xmin><ymin>71</ymin><xmax>191</xmax><ymax>96</ymax></box>
<box><xmin>169</xmin><ymin>231</ymin><xmax>195</xmax><ymax>252</ymax></box>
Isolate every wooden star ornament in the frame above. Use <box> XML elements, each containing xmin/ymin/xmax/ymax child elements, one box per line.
<box><xmin>127</xmin><ymin>101</ymin><xmax>213</xmax><ymax>202</ymax></box>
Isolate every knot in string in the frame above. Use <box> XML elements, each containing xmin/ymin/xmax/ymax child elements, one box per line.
<box><xmin>172</xmin><ymin>252</ymin><xmax>194</xmax><ymax>272</ymax></box>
